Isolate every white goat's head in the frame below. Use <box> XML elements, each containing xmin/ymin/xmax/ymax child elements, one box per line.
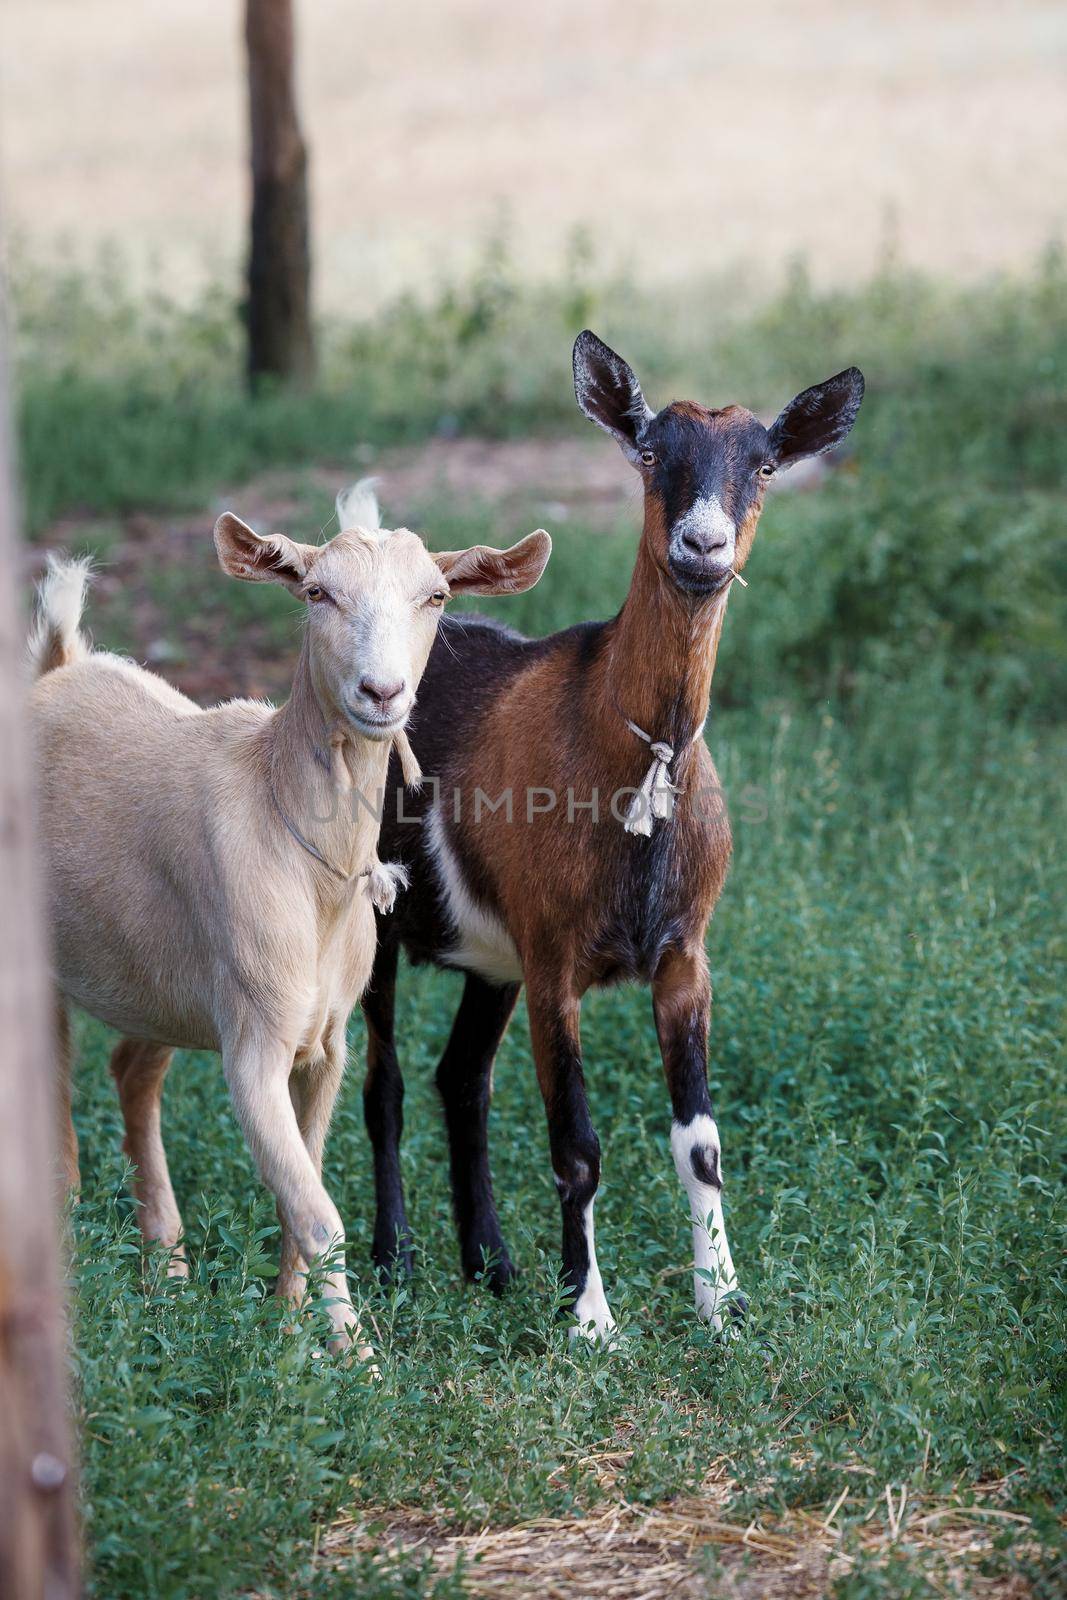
<box><xmin>214</xmin><ymin>481</ymin><xmax>551</xmax><ymax>739</ymax></box>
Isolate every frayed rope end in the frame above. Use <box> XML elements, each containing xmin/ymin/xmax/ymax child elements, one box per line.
<box><xmin>392</xmin><ymin>727</ymin><xmax>423</xmax><ymax>790</ymax></box>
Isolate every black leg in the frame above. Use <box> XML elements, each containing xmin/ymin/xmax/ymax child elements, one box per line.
<box><xmin>360</xmin><ymin>934</ymin><xmax>414</xmax><ymax>1278</ymax></box>
<box><xmin>526</xmin><ymin>979</ymin><xmax>614</xmax><ymax>1340</ymax></box>
<box><xmin>435</xmin><ymin>973</ymin><xmax>520</xmax><ymax>1290</ymax></box>
<box><xmin>652</xmin><ymin>945</ymin><xmax>742</xmax><ymax>1328</ymax></box>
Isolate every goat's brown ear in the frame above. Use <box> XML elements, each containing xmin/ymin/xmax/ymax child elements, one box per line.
<box><xmin>434</xmin><ymin>529</ymin><xmax>552</xmax><ymax>597</ymax></box>
<box><xmin>768</xmin><ymin>368</ymin><xmax>865</xmax><ymax>467</ymax></box>
<box><xmin>573</xmin><ymin>330</ymin><xmax>654</xmax><ymax>460</ymax></box>
<box><xmin>214</xmin><ymin>513</ymin><xmax>314</xmax><ymax>592</ymax></box>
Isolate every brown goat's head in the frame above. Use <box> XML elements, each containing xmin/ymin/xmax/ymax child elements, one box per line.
<box><xmin>573</xmin><ymin>331</ymin><xmax>864</xmax><ymax>598</ymax></box>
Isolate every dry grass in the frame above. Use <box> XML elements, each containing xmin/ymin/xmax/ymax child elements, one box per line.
<box><xmin>4</xmin><ymin>1</ymin><xmax>1066</xmax><ymax>309</ymax></box>
<box><xmin>324</xmin><ymin>1459</ymin><xmax>1041</xmax><ymax>1599</ymax></box>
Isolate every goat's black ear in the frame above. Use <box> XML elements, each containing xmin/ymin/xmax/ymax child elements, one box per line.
<box><xmin>573</xmin><ymin>330</ymin><xmax>653</xmax><ymax>459</ymax></box>
<box><xmin>768</xmin><ymin>368</ymin><xmax>865</xmax><ymax>467</ymax></box>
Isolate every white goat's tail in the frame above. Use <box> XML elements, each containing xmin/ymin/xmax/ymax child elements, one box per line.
<box><xmin>28</xmin><ymin>556</ymin><xmax>92</xmax><ymax>677</ymax></box>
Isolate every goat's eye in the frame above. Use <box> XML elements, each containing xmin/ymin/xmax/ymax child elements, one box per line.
<box><xmin>426</xmin><ymin>590</ymin><xmax>448</xmax><ymax>608</ymax></box>
<box><xmin>758</xmin><ymin>462</ymin><xmax>776</xmax><ymax>480</ymax></box>
<box><xmin>640</xmin><ymin>449</ymin><xmax>657</xmax><ymax>467</ymax></box>
<box><xmin>305</xmin><ymin>584</ymin><xmax>325</xmax><ymax>602</ymax></box>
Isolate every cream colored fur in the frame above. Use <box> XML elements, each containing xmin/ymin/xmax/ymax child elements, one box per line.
<box><xmin>30</xmin><ymin>496</ymin><xmax>551</xmax><ymax>1360</ymax></box>
<box><xmin>27</xmin><ymin>553</ymin><xmax>93</xmax><ymax>676</ymax></box>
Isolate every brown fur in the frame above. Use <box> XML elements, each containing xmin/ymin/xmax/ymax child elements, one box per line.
<box><xmin>443</xmin><ymin>473</ymin><xmax>751</xmax><ymax>992</ymax></box>
<box><xmin>367</xmin><ymin>338</ymin><xmax>864</xmax><ymax>1335</ymax></box>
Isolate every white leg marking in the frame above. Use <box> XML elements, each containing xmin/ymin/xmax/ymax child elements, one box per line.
<box><xmin>670</xmin><ymin>1113</ymin><xmax>738</xmax><ymax>1330</ymax></box>
<box><xmin>569</xmin><ymin>1196</ymin><xmax>616</xmax><ymax>1345</ymax></box>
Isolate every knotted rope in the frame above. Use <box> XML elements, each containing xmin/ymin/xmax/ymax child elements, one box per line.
<box><xmin>621</xmin><ymin>717</ymin><xmax>705</xmax><ymax>836</ymax></box>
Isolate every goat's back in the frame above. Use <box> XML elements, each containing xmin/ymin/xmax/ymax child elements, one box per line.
<box><xmin>31</xmin><ymin>651</ymin><xmax>287</xmax><ymax>1048</ymax></box>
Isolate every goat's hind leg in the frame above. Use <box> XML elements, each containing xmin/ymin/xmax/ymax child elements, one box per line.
<box><xmin>360</xmin><ymin>935</ymin><xmax>415</xmax><ymax>1279</ymax></box>
<box><xmin>436</xmin><ymin>973</ymin><xmax>520</xmax><ymax>1291</ymax></box>
<box><xmin>54</xmin><ymin>997</ymin><xmax>80</xmax><ymax>1194</ymax></box>
<box><xmin>110</xmin><ymin>1037</ymin><xmax>188</xmax><ymax>1278</ymax></box>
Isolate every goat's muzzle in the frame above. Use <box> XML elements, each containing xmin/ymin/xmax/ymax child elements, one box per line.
<box><xmin>667</xmin><ymin>551</ymin><xmax>734</xmax><ymax>597</ymax></box>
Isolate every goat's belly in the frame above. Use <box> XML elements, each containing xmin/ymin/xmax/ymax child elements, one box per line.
<box><xmin>59</xmin><ymin>968</ymin><xmax>219</xmax><ymax>1053</ymax></box>
<box><xmin>424</xmin><ymin>807</ymin><xmax>523</xmax><ymax>985</ymax></box>
<box><xmin>48</xmin><ymin>867</ymin><xmax>220</xmax><ymax>1050</ymax></box>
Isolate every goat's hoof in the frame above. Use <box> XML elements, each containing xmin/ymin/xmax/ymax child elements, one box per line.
<box><xmin>166</xmin><ymin>1251</ymin><xmax>190</xmax><ymax>1282</ymax></box>
<box><xmin>488</xmin><ymin>1256</ymin><xmax>518</xmax><ymax>1295</ymax></box>
<box><xmin>700</xmin><ymin>1292</ymin><xmax>748</xmax><ymax>1342</ymax></box>
<box><xmin>325</xmin><ymin>1333</ymin><xmax>381</xmax><ymax>1379</ymax></box>
<box><xmin>569</xmin><ymin>1319</ymin><xmax>620</xmax><ymax>1352</ymax></box>
<box><xmin>465</xmin><ymin>1251</ymin><xmax>517</xmax><ymax>1294</ymax></box>
<box><xmin>372</xmin><ymin>1240</ymin><xmax>415</xmax><ymax>1283</ymax></box>
<box><xmin>351</xmin><ymin>1344</ymin><xmax>382</xmax><ymax>1380</ymax></box>
<box><xmin>728</xmin><ymin>1291</ymin><xmax>749</xmax><ymax>1323</ymax></box>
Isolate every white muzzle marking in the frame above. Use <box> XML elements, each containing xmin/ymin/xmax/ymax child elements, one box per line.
<box><xmin>671</xmin><ymin>495</ymin><xmax>736</xmax><ymax>564</ymax></box>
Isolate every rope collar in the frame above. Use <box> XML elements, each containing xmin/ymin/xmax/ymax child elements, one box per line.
<box><xmin>608</xmin><ymin>574</ymin><xmax>729</xmax><ymax>836</ymax></box>
<box><xmin>621</xmin><ymin>715</ymin><xmax>706</xmax><ymax>837</ymax></box>
<box><xmin>268</xmin><ymin>728</ymin><xmax>421</xmax><ymax>884</ymax></box>
<box><xmin>270</xmin><ymin>785</ymin><xmax>370</xmax><ymax>884</ymax></box>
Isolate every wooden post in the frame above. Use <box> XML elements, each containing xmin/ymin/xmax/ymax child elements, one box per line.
<box><xmin>245</xmin><ymin>0</ymin><xmax>314</xmax><ymax>386</ymax></box>
<box><xmin>0</xmin><ymin>297</ymin><xmax>80</xmax><ymax>1594</ymax></box>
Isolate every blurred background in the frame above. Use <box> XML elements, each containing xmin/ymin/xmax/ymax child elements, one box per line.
<box><xmin>4</xmin><ymin>0</ymin><xmax>1066</xmax><ymax>307</ymax></box>
<box><xmin>1</xmin><ymin>0</ymin><xmax>1064</xmax><ymax>711</ymax></box>
<box><xmin>1</xmin><ymin>9</ymin><xmax>1064</xmax><ymax>1595</ymax></box>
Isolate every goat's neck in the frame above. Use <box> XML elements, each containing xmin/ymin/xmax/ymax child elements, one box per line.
<box><xmin>268</xmin><ymin>640</ymin><xmax>390</xmax><ymax>883</ymax></box>
<box><xmin>600</xmin><ymin>526</ymin><xmax>728</xmax><ymax>756</ymax></box>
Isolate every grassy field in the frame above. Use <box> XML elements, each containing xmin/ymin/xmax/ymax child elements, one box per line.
<box><xmin>15</xmin><ymin>261</ymin><xmax>1067</xmax><ymax>1596</ymax></box>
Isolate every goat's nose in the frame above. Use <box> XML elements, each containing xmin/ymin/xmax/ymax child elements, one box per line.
<box><xmin>359</xmin><ymin>676</ymin><xmax>406</xmax><ymax>712</ymax></box>
<box><xmin>681</xmin><ymin>528</ymin><xmax>728</xmax><ymax>557</ymax></box>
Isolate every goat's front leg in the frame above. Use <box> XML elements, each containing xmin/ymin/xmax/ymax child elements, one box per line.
<box><xmin>526</xmin><ymin>975</ymin><xmax>615</xmax><ymax>1342</ymax></box>
<box><xmin>276</xmin><ymin>1030</ymin><xmax>348</xmax><ymax>1307</ymax></box>
<box><xmin>223</xmin><ymin>1033</ymin><xmax>371</xmax><ymax>1362</ymax></box>
<box><xmin>652</xmin><ymin>945</ymin><xmax>741</xmax><ymax>1330</ymax></box>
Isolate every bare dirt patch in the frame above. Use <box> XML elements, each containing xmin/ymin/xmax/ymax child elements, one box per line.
<box><xmin>23</xmin><ymin>434</ymin><xmax>639</xmax><ymax>702</ymax></box>
<box><xmin>24</xmin><ymin>433</ymin><xmax>831</xmax><ymax>701</ymax></box>
<box><xmin>360</xmin><ymin>435</ymin><xmax>639</xmax><ymax>529</ymax></box>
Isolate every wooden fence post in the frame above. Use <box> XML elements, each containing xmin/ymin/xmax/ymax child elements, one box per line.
<box><xmin>245</xmin><ymin>0</ymin><xmax>315</xmax><ymax>386</ymax></box>
<box><xmin>0</xmin><ymin>287</ymin><xmax>80</xmax><ymax>1597</ymax></box>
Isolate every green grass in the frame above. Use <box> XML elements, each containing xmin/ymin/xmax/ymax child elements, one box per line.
<box><xmin>68</xmin><ymin>678</ymin><xmax>1065</xmax><ymax>1598</ymax></box>
<box><xmin>14</xmin><ymin>243</ymin><xmax>1067</xmax><ymax>713</ymax></box>
<box><xmin>14</xmin><ymin>253</ymin><xmax>1066</xmax><ymax>1595</ymax></box>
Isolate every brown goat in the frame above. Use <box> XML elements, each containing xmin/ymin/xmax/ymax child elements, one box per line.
<box><xmin>363</xmin><ymin>333</ymin><xmax>864</xmax><ymax>1339</ymax></box>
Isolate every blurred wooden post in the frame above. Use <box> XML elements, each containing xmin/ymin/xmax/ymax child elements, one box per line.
<box><xmin>245</xmin><ymin>0</ymin><xmax>314</xmax><ymax>386</ymax></box>
<box><xmin>0</xmin><ymin>295</ymin><xmax>80</xmax><ymax>1594</ymax></box>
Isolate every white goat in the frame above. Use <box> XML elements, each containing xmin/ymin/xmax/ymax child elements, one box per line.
<box><xmin>30</xmin><ymin>486</ymin><xmax>550</xmax><ymax>1357</ymax></box>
